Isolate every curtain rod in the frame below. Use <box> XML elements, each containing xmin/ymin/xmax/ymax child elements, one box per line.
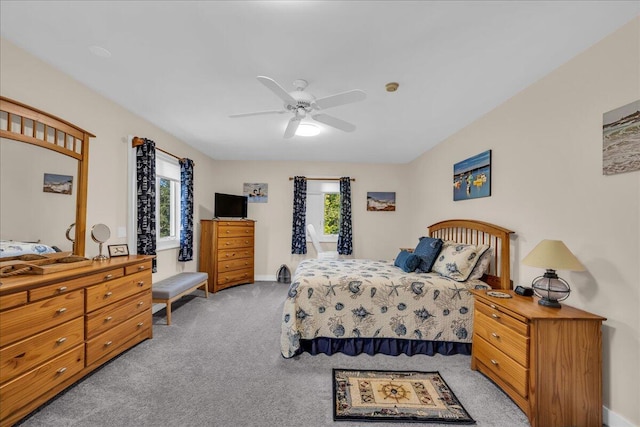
<box><xmin>132</xmin><ymin>136</ymin><xmax>193</xmax><ymax>164</ymax></box>
<box><xmin>288</xmin><ymin>177</ymin><xmax>355</xmax><ymax>181</ymax></box>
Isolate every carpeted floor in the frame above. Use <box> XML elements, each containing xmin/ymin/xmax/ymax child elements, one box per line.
<box><xmin>18</xmin><ymin>281</ymin><xmax>530</xmax><ymax>427</ymax></box>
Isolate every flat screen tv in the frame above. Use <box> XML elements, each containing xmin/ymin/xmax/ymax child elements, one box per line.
<box><xmin>214</xmin><ymin>193</ymin><xmax>248</xmax><ymax>218</ymax></box>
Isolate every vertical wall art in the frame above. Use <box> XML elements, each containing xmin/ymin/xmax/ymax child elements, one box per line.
<box><xmin>367</xmin><ymin>192</ymin><xmax>396</xmax><ymax>211</ymax></box>
<box><xmin>243</xmin><ymin>182</ymin><xmax>268</xmax><ymax>203</ymax></box>
<box><xmin>453</xmin><ymin>150</ymin><xmax>491</xmax><ymax>201</ymax></box>
<box><xmin>603</xmin><ymin>100</ymin><xmax>640</xmax><ymax>175</ymax></box>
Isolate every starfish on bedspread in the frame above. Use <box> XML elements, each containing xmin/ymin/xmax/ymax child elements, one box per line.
<box><xmin>448</xmin><ymin>283</ymin><xmax>465</xmax><ymax>300</ymax></box>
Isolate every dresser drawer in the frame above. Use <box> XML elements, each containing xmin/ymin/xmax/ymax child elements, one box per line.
<box><xmin>217</xmin><ymin>236</ymin><xmax>254</xmax><ymax>250</ymax></box>
<box><xmin>0</xmin><ymin>290</ymin><xmax>84</xmax><ymax>348</ymax></box>
<box><xmin>85</xmin><ymin>271</ymin><xmax>151</xmax><ymax>312</ymax></box>
<box><xmin>474</xmin><ymin>335</ymin><xmax>528</xmax><ymax>398</ymax></box>
<box><xmin>29</xmin><ymin>268</ymin><xmax>124</xmax><ymax>301</ymax></box>
<box><xmin>125</xmin><ymin>261</ymin><xmax>152</xmax><ymax>276</ymax></box>
<box><xmin>475</xmin><ymin>300</ymin><xmax>528</xmax><ymax>336</ymax></box>
<box><xmin>217</xmin><ymin>247</ymin><xmax>254</xmax><ymax>261</ymax></box>
<box><xmin>0</xmin><ymin>291</ymin><xmax>27</xmax><ymax>310</ymax></box>
<box><xmin>474</xmin><ymin>310</ymin><xmax>529</xmax><ymax>367</ymax></box>
<box><xmin>86</xmin><ymin>290</ymin><xmax>151</xmax><ymax>339</ymax></box>
<box><xmin>218</xmin><ymin>225</ymin><xmax>254</xmax><ymax>238</ymax></box>
<box><xmin>0</xmin><ymin>317</ymin><xmax>84</xmax><ymax>384</ymax></box>
<box><xmin>217</xmin><ymin>257</ymin><xmax>253</xmax><ymax>274</ymax></box>
<box><xmin>0</xmin><ymin>345</ymin><xmax>84</xmax><ymax>422</ymax></box>
<box><xmin>217</xmin><ymin>268</ymin><xmax>253</xmax><ymax>288</ymax></box>
<box><xmin>85</xmin><ymin>311</ymin><xmax>151</xmax><ymax>366</ymax></box>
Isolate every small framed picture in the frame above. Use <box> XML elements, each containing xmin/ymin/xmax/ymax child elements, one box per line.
<box><xmin>108</xmin><ymin>244</ymin><xmax>129</xmax><ymax>257</ymax></box>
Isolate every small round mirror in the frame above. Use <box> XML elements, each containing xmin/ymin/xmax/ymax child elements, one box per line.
<box><xmin>91</xmin><ymin>224</ymin><xmax>111</xmax><ymax>261</ymax></box>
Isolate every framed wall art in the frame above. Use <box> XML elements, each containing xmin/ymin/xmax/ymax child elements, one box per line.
<box><xmin>43</xmin><ymin>173</ymin><xmax>73</xmax><ymax>195</ymax></box>
<box><xmin>108</xmin><ymin>244</ymin><xmax>129</xmax><ymax>257</ymax></box>
<box><xmin>603</xmin><ymin>100</ymin><xmax>640</xmax><ymax>175</ymax></box>
<box><xmin>453</xmin><ymin>150</ymin><xmax>491</xmax><ymax>201</ymax></box>
<box><xmin>243</xmin><ymin>183</ymin><xmax>268</xmax><ymax>203</ymax></box>
<box><xmin>367</xmin><ymin>192</ymin><xmax>396</xmax><ymax>211</ymax></box>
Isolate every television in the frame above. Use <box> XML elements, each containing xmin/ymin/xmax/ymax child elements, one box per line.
<box><xmin>214</xmin><ymin>193</ymin><xmax>248</xmax><ymax>218</ymax></box>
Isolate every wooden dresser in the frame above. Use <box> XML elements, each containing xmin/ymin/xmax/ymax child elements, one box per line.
<box><xmin>0</xmin><ymin>256</ymin><xmax>153</xmax><ymax>426</ymax></box>
<box><xmin>470</xmin><ymin>289</ymin><xmax>606</xmax><ymax>427</ymax></box>
<box><xmin>199</xmin><ymin>219</ymin><xmax>255</xmax><ymax>293</ymax></box>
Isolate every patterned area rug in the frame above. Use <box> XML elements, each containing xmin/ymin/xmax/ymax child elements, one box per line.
<box><xmin>333</xmin><ymin>369</ymin><xmax>476</xmax><ymax>424</ymax></box>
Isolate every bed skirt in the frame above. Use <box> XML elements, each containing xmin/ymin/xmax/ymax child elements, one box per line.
<box><xmin>295</xmin><ymin>337</ymin><xmax>472</xmax><ymax>357</ymax></box>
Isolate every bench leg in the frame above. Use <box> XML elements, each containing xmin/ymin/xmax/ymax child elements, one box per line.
<box><xmin>166</xmin><ymin>301</ymin><xmax>172</xmax><ymax>325</ymax></box>
<box><xmin>202</xmin><ymin>281</ymin><xmax>209</xmax><ymax>299</ymax></box>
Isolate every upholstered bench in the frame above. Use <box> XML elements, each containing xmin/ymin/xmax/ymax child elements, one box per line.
<box><xmin>152</xmin><ymin>272</ymin><xmax>208</xmax><ymax>325</ymax></box>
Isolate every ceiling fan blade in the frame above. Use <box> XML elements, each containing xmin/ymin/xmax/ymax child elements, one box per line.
<box><xmin>257</xmin><ymin>76</ymin><xmax>297</xmax><ymax>106</ymax></box>
<box><xmin>314</xmin><ymin>89</ymin><xmax>366</xmax><ymax>110</ymax></box>
<box><xmin>312</xmin><ymin>114</ymin><xmax>356</xmax><ymax>132</ymax></box>
<box><xmin>284</xmin><ymin>117</ymin><xmax>301</xmax><ymax>138</ymax></box>
<box><xmin>229</xmin><ymin>110</ymin><xmax>286</xmax><ymax>118</ymax></box>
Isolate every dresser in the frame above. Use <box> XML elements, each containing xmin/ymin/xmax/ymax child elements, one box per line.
<box><xmin>199</xmin><ymin>219</ymin><xmax>255</xmax><ymax>293</ymax></box>
<box><xmin>470</xmin><ymin>289</ymin><xmax>606</xmax><ymax>427</ymax></box>
<box><xmin>0</xmin><ymin>256</ymin><xmax>153</xmax><ymax>426</ymax></box>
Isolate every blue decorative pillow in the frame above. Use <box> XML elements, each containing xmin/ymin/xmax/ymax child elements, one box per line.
<box><xmin>394</xmin><ymin>250</ymin><xmax>420</xmax><ymax>273</ymax></box>
<box><xmin>413</xmin><ymin>237</ymin><xmax>444</xmax><ymax>272</ymax></box>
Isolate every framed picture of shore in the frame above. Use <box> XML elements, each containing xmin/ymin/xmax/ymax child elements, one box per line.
<box><xmin>603</xmin><ymin>100</ymin><xmax>640</xmax><ymax>175</ymax></box>
<box><xmin>453</xmin><ymin>150</ymin><xmax>491</xmax><ymax>201</ymax></box>
<box><xmin>43</xmin><ymin>173</ymin><xmax>73</xmax><ymax>195</ymax></box>
<box><xmin>367</xmin><ymin>192</ymin><xmax>396</xmax><ymax>211</ymax></box>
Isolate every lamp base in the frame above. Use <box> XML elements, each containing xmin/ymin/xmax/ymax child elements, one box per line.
<box><xmin>537</xmin><ymin>297</ymin><xmax>561</xmax><ymax>308</ymax></box>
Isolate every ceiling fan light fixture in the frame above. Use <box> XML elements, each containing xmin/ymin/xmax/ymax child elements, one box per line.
<box><xmin>295</xmin><ymin>122</ymin><xmax>320</xmax><ymax>137</ymax></box>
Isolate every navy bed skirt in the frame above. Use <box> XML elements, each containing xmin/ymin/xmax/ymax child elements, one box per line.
<box><xmin>297</xmin><ymin>337</ymin><xmax>472</xmax><ymax>357</ymax></box>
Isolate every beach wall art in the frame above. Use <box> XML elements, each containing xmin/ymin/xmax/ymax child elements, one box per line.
<box><xmin>367</xmin><ymin>192</ymin><xmax>396</xmax><ymax>211</ymax></box>
<box><xmin>603</xmin><ymin>100</ymin><xmax>640</xmax><ymax>175</ymax></box>
<box><xmin>243</xmin><ymin>182</ymin><xmax>268</xmax><ymax>203</ymax></box>
<box><xmin>43</xmin><ymin>173</ymin><xmax>73</xmax><ymax>195</ymax></box>
<box><xmin>453</xmin><ymin>150</ymin><xmax>491</xmax><ymax>201</ymax></box>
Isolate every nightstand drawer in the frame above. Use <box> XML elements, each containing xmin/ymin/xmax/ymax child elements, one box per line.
<box><xmin>474</xmin><ymin>310</ymin><xmax>529</xmax><ymax>367</ymax></box>
<box><xmin>475</xmin><ymin>300</ymin><xmax>528</xmax><ymax>336</ymax></box>
<box><xmin>474</xmin><ymin>335</ymin><xmax>528</xmax><ymax>398</ymax></box>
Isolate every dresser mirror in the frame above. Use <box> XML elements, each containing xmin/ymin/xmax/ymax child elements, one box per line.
<box><xmin>0</xmin><ymin>97</ymin><xmax>94</xmax><ymax>257</ymax></box>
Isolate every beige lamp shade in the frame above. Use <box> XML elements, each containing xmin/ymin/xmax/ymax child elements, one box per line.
<box><xmin>521</xmin><ymin>240</ymin><xmax>585</xmax><ymax>271</ymax></box>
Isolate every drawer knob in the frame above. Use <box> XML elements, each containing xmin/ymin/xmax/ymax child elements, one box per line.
<box><xmin>137</xmin><ymin>301</ymin><xmax>144</xmax><ymax>307</ymax></box>
<box><xmin>491</xmin><ymin>313</ymin><xmax>500</xmax><ymax>319</ymax></box>
<box><xmin>104</xmin><ymin>341</ymin><xmax>113</xmax><ymax>347</ymax></box>
<box><xmin>104</xmin><ymin>274</ymin><xmax>113</xmax><ymax>280</ymax></box>
<box><xmin>56</xmin><ymin>337</ymin><xmax>67</xmax><ymax>345</ymax></box>
<box><xmin>490</xmin><ymin>304</ymin><xmax>497</xmax><ymax>309</ymax></box>
<box><xmin>105</xmin><ymin>316</ymin><xmax>113</xmax><ymax>322</ymax></box>
<box><xmin>226</xmin><ymin>230</ymin><xmax>230</xmax><ymax>233</ymax></box>
<box><xmin>104</xmin><ymin>291</ymin><xmax>113</xmax><ymax>298</ymax></box>
<box><xmin>491</xmin><ymin>332</ymin><xmax>500</xmax><ymax>339</ymax></box>
<box><xmin>137</xmin><ymin>322</ymin><xmax>144</xmax><ymax>328</ymax></box>
<box><xmin>56</xmin><ymin>307</ymin><xmax>67</xmax><ymax>314</ymax></box>
<box><xmin>138</xmin><ymin>265</ymin><xmax>146</xmax><ymax>270</ymax></box>
<box><xmin>56</xmin><ymin>367</ymin><xmax>68</xmax><ymax>375</ymax></box>
<box><xmin>137</xmin><ymin>281</ymin><xmax>145</xmax><ymax>287</ymax></box>
<box><xmin>490</xmin><ymin>359</ymin><xmax>499</xmax><ymax>366</ymax></box>
<box><xmin>58</xmin><ymin>286</ymin><xmax>68</xmax><ymax>293</ymax></box>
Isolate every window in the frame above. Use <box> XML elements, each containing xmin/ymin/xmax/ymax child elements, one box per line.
<box><xmin>306</xmin><ymin>181</ymin><xmax>339</xmax><ymax>242</ymax></box>
<box><xmin>155</xmin><ymin>152</ymin><xmax>181</xmax><ymax>250</ymax></box>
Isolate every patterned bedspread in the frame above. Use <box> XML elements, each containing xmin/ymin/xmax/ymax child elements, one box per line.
<box><xmin>280</xmin><ymin>258</ymin><xmax>491</xmax><ymax>358</ymax></box>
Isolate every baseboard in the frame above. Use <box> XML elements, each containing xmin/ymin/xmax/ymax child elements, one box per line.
<box><xmin>604</xmin><ymin>406</ymin><xmax>637</xmax><ymax>427</ymax></box>
<box><xmin>255</xmin><ymin>274</ymin><xmax>277</xmax><ymax>282</ymax></box>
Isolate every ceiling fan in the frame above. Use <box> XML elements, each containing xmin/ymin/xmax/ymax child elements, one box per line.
<box><xmin>230</xmin><ymin>76</ymin><xmax>366</xmax><ymax>138</ymax></box>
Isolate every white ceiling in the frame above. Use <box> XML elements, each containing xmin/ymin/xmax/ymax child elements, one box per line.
<box><xmin>1</xmin><ymin>1</ymin><xmax>637</xmax><ymax>164</ymax></box>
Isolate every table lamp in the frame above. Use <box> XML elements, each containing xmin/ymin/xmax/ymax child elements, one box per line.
<box><xmin>521</xmin><ymin>239</ymin><xmax>585</xmax><ymax>307</ymax></box>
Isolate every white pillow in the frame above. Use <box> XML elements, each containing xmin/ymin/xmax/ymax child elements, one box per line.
<box><xmin>432</xmin><ymin>241</ymin><xmax>490</xmax><ymax>282</ymax></box>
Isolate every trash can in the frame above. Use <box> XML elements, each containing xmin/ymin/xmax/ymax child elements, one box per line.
<box><xmin>277</xmin><ymin>264</ymin><xmax>291</xmax><ymax>283</ymax></box>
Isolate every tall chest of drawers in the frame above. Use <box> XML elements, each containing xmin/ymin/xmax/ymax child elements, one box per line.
<box><xmin>470</xmin><ymin>289</ymin><xmax>606</xmax><ymax>427</ymax></box>
<box><xmin>0</xmin><ymin>256</ymin><xmax>153</xmax><ymax>426</ymax></box>
<box><xmin>199</xmin><ymin>219</ymin><xmax>255</xmax><ymax>293</ymax></box>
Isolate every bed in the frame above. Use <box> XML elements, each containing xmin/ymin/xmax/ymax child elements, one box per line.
<box><xmin>280</xmin><ymin>219</ymin><xmax>514</xmax><ymax>358</ymax></box>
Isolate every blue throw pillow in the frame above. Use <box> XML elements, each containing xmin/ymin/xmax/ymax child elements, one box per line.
<box><xmin>394</xmin><ymin>250</ymin><xmax>419</xmax><ymax>273</ymax></box>
<box><xmin>413</xmin><ymin>237</ymin><xmax>443</xmax><ymax>272</ymax></box>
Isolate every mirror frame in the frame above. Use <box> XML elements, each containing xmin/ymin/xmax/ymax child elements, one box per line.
<box><xmin>0</xmin><ymin>96</ymin><xmax>94</xmax><ymax>256</ymax></box>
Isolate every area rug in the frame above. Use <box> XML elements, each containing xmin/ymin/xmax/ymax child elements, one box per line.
<box><xmin>333</xmin><ymin>369</ymin><xmax>475</xmax><ymax>424</ymax></box>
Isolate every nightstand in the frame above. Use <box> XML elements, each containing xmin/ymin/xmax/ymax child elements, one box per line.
<box><xmin>470</xmin><ymin>289</ymin><xmax>606</xmax><ymax>427</ymax></box>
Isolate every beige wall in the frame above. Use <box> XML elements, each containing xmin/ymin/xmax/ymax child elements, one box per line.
<box><xmin>2</xmin><ymin>16</ymin><xmax>639</xmax><ymax>425</ymax></box>
<box><xmin>407</xmin><ymin>18</ymin><xmax>640</xmax><ymax>426</ymax></box>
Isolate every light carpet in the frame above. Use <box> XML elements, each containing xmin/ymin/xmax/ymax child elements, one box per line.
<box><xmin>18</xmin><ymin>281</ymin><xmax>529</xmax><ymax>427</ymax></box>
